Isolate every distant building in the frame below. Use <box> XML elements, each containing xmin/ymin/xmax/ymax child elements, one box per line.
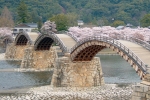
<box><xmin>116</xmin><ymin>26</ymin><xmax>125</xmax><ymax>30</ymax></box>
<box><xmin>12</xmin><ymin>23</ymin><xmax>38</xmax><ymax>36</ymax></box>
<box><xmin>77</xmin><ymin>20</ymin><xmax>84</xmax><ymax>27</ymax></box>
<box><xmin>126</xmin><ymin>23</ymin><xmax>133</xmax><ymax>27</ymax></box>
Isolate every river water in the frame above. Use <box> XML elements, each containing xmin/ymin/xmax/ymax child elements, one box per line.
<box><xmin>97</xmin><ymin>55</ymin><xmax>141</xmax><ymax>84</ymax></box>
<box><xmin>0</xmin><ymin>47</ymin><xmax>141</xmax><ymax>90</ymax></box>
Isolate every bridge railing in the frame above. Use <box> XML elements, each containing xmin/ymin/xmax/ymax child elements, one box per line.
<box><xmin>35</xmin><ymin>31</ymin><xmax>69</xmax><ymax>53</ymax></box>
<box><xmin>71</xmin><ymin>35</ymin><xmax>148</xmax><ymax>74</ymax></box>
<box><xmin>117</xmin><ymin>35</ymin><xmax>150</xmax><ymax>51</ymax></box>
<box><xmin>15</xmin><ymin>31</ymin><xmax>33</xmax><ymax>45</ymax></box>
<box><xmin>66</xmin><ymin>32</ymin><xmax>78</xmax><ymax>42</ymax></box>
<box><xmin>49</xmin><ymin>32</ymin><xmax>69</xmax><ymax>53</ymax></box>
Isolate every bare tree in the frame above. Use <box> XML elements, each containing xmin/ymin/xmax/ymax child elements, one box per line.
<box><xmin>0</xmin><ymin>6</ymin><xmax>14</xmax><ymax>27</ymax></box>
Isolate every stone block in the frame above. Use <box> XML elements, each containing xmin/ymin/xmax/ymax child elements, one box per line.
<box><xmin>143</xmin><ymin>85</ymin><xmax>149</xmax><ymax>92</ymax></box>
<box><xmin>134</xmin><ymin>85</ymin><xmax>144</xmax><ymax>92</ymax></box>
<box><xmin>146</xmin><ymin>93</ymin><xmax>150</xmax><ymax>99</ymax></box>
<box><xmin>137</xmin><ymin>92</ymin><xmax>146</xmax><ymax>97</ymax></box>
<box><xmin>132</xmin><ymin>92</ymin><xmax>138</xmax><ymax>96</ymax></box>
<box><xmin>131</xmin><ymin>96</ymin><xmax>146</xmax><ymax>100</ymax></box>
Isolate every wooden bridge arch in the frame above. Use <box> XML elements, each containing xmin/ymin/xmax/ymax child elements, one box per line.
<box><xmin>34</xmin><ymin>33</ymin><xmax>74</xmax><ymax>53</ymax></box>
<box><xmin>1</xmin><ymin>35</ymin><xmax>14</xmax><ymax>48</ymax></box>
<box><xmin>70</xmin><ymin>36</ymin><xmax>148</xmax><ymax>80</ymax></box>
<box><xmin>15</xmin><ymin>32</ymin><xmax>32</xmax><ymax>45</ymax></box>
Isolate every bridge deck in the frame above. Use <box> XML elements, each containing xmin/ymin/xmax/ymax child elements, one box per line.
<box><xmin>56</xmin><ymin>34</ymin><xmax>77</xmax><ymax>49</ymax></box>
<box><xmin>118</xmin><ymin>40</ymin><xmax>150</xmax><ymax>69</ymax></box>
<box><xmin>27</xmin><ymin>32</ymin><xmax>39</xmax><ymax>42</ymax></box>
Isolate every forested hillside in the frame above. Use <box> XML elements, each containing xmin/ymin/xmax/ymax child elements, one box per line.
<box><xmin>0</xmin><ymin>0</ymin><xmax>150</xmax><ymax>26</ymax></box>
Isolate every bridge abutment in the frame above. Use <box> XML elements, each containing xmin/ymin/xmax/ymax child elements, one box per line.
<box><xmin>51</xmin><ymin>56</ymin><xmax>105</xmax><ymax>87</ymax></box>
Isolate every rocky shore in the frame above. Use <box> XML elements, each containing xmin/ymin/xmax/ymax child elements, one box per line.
<box><xmin>0</xmin><ymin>84</ymin><xmax>133</xmax><ymax>100</ymax></box>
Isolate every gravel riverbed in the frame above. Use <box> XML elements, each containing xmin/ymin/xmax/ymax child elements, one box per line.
<box><xmin>0</xmin><ymin>84</ymin><xmax>133</xmax><ymax>100</ymax></box>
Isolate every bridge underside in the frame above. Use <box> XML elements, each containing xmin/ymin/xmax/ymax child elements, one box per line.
<box><xmin>16</xmin><ymin>35</ymin><xmax>28</xmax><ymax>45</ymax></box>
<box><xmin>73</xmin><ymin>45</ymin><xmax>106</xmax><ymax>61</ymax></box>
<box><xmin>36</xmin><ymin>37</ymin><xmax>54</xmax><ymax>51</ymax></box>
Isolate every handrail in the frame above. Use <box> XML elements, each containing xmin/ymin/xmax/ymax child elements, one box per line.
<box><xmin>35</xmin><ymin>31</ymin><xmax>68</xmax><ymax>53</ymax></box>
<box><xmin>15</xmin><ymin>31</ymin><xmax>33</xmax><ymax>45</ymax></box>
<box><xmin>71</xmin><ymin>35</ymin><xmax>148</xmax><ymax>74</ymax></box>
<box><xmin>66</xmin><ymin>32</ymin><xmax>78</xmax><ymax>42</ymax></box>
<box><xmin>117</xmin><ymin>35</ymin><xmax>150</xmax><ymax>51</ymax></box>
<box><xmin>49</xmin><ymin>33</ymin><xmax>68</xmax><ymax>53</ymax></box>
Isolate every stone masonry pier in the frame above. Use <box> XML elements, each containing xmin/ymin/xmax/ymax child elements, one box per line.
<box><xmin>21</xmin><ymin>46</ymin><xmax>57</xmax><ymax>69</ymax></box>
<box><xmin>5</xmin><ymin>43</ymin><xmax>28</xmax><ymax>60</ymax></box>
<box><xmin>51</xmin><ymin>56</ymin><xmax>105</xmax><ymax>87</ymax></box>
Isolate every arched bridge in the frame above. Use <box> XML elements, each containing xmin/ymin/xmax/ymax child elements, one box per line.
<box><xmin>69</xmin><ymin>36</ymin><xmax>150</xmax><ymax>80</ymax></box>
<box><xmin>15</xmin><ymin>31</ymin><xmax>39</xmax><ymax>45</ymax></box>
<box><xmin>5</xmin><ymin>31</ymin><xmax>150</xmax><ymax>80</ymax></box>
<box><xmin>0</xmin><ymin>35</ymin><xmax>14</xmax><ymax>48</ymax></box>
<box><xmin>13</xmin><ymin>31</ymin><xmax>77</xmax><ymax>53</ymax></box>
<box><xmin>34</xmin><ymin>32</ymin><xmax>76</xmax><ymax>52</ymax></box>
<box><xmin>5</xmin><ymin>31</ymin><xmax>39</xmax><ymax>60</ymax></box>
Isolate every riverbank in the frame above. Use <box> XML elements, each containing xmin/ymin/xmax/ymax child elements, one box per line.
<box><xmin>0</xmin><ymin>84</ymin><xmax>133</xmax><ymax>100</ymax></box>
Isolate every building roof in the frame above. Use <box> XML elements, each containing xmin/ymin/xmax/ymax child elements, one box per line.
<box><xmin>116</xmin><ymin>26</ymin><xmax>125</xmax><ymax>30</ymax></box>
<box><xmin>15</xmin><ymin>23</ymin><xmax>37</xmax><ymax>28</ymax></box>
<box><xmin>77</xmin><ymin>20</ymin><xmax>83</xmax><ymax>23</ymax></box>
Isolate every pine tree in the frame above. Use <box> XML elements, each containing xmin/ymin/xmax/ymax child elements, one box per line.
<box><xmin>17</xmin><ymin>1</ymin><xmax>28</xmax><ymax>23</ymax></box>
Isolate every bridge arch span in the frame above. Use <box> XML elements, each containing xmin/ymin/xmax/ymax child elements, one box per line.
<box><xmin>70</xmin><ymin>36</ymin><xmax>148</xmax><ymax>80</ymax></box>
<box><xmin>34</xmin><ymin>33</ymin><xmax>67</xmax><ymax>52</ymax></box>
<box><xmin>15</xmin><ymin>32</ymin><xmax>31</xmax><ymax>45</ymax></box>
<box><xmin>2</xmin><ymin>35</ymin><xmax>14</xmax><ymax>42</ymax></box>
<box><xmin>1</xmin><ymin>35</ymin><xmax>14</xmax><ymax>47</ymax></box>
<box><xmin>15</xmin><ymin>31</ymin><xmax>39</xmax><ymax>45</ymax></box>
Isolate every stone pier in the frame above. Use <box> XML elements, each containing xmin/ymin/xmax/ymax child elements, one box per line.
<box><xmin>131</xmin><ymin>83</ymin><xmax>150</xmax><ymax>100</ymax></box>
<box><xmin>5</xmin><ymin>43</ymin><xmax>28</xmax><ymax>60</ymax></box>
<box><xmin>21</xmin><ymin>46</ymin><xmax>58</xmax><ymax>69</ymax></box>
<box><xmin>51</xmin><ymin>55</ymin><xmax>105</xmax><ymax>87</ymax></box>
<box><xmin>132</xmin><ymin>75</ymin><xmax>150</xmax><ymax>100</ymax></box>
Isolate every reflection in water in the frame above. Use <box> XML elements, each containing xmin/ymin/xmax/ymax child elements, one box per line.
<box><xmin>97</xmin><ymin>55</ymin><xmax>141</xmax><ymax>84</ymax></box>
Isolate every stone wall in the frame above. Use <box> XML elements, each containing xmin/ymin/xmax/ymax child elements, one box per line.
<box><xmin>21</xmin><ymin>46</ymin><xmax>57</xmax><ymax>69</ymax></box>
<box><xmin>5</xmin><ymin>43</ymin><xmax>28</xmax><ymax>60</ymax></box>
<box><xmin>131</xmin><ymin>83</ymin><xmax>150</xmax><ymax>100</ymax></box>
<box><xmin>51</xmin><ymin>56</ymin><xmax>105</xmax><ymax>87</ymax></box>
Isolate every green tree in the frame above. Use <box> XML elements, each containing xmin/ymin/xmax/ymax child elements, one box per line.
<box><xmin>97</xmin><ymin>19</ymin><xmax>104</xmax><ymax>26</ymax></box>
<box><xmin>17</xmin><ymin>1</ymin><xmax>28</xmax><ymax>23</ymax></box>
<box><xmin>115</xmin><ymin>11</ymin><xmax>131</xmax><ymax>23</ymax></box>
<box><xmin>111</xmin><ymin>20</ymin><xmax>125</xmax><ymax>27</ymax></box>
<box><xmin>140</xmin><ymin>14</ymin><xmax>150</xmax><ymax>27</ymax></box>
<box><xmin>29</xmin><ymin>10</ymin><xmax>39</xmax><ymax>23</ymax></box>
<box><xmin>37</xmin><ymin>17</ymin><xmax>42</xmax><ymax>32</ymax></box>
<box><xmin>50</xmin><ymin>14</ymin><xmax>68</xmax><ymax>31</ymax></box>
<box><xmin>66</xmin><ymin>13</ymin><xmax>78</xmax><ymax>26</ymax></box>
